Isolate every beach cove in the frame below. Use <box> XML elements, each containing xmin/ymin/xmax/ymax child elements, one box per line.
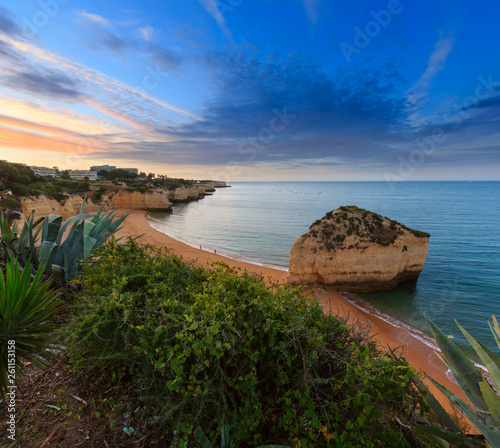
<box><xmin>115</xmin><ymin>208</ymin><xmax>473</xmax><ymax>418</ymax></box>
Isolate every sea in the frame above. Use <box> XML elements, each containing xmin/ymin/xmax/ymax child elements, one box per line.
<box><xmin>149</xmin><ymin>181</ymin><xmax>500</xmax><ymax>353</ymax></box>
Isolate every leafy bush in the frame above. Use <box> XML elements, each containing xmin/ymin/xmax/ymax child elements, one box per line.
<box><xmin>10</xmin><ymin>183</ymin><xmax>29</xmax><ymax>197</ymax></box>
<box><xmin>0</xmin><ymin>195</ymin><xmax>20</xmax><ymax>213</ymax></box>
<box><xmin>64</xmin><ymin>239</ymin><xmax>427</xmax><ymax>447</ymax></box>
<box><xmin>0</xmin><ymin>258</ymin><xmax>61</xmax><ymax>394</ymax></box>
<box><xmin>44</xmin><ymin>184</ymin><xmax>67</xmax><ymax>202</ymax></box>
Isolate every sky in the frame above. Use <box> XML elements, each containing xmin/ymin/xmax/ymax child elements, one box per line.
<box><xmin>0</xmin><ymin>0</ymin><xmax>499</xmax><ymax>181</ymax></box>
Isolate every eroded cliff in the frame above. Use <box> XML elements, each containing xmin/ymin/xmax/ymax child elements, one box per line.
<box><xmin>20</xmin><ymin>181</ymin><xmax>228</xmax><ymax>220</ymax></box>
<box><xmin>109</xmin><ymin>190</ymin><xmax>173</xmax><ymax>211</ymax></box>
<box><xmin>286</xmin><ymin>206</ymin><xmax>430</xmax><ymax>292</ymax></box>
<box><xmin>21</xmin><ymin>195</ymin><xmax>103</xmax><ymax>221</ymax></box>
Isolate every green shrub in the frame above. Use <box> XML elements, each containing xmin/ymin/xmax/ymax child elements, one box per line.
<box><xmin>0</xmin><ymin>258</ymin><xmax>61</xmax><ymax>395</ymax></box>
<box><xmin>10</xmin><ymin>183</ymin><xmax>29</xmax><ymax>197</ymax></box>
<box><xmin>0</xmin><ymin>195</ymin><xmax>20</xmax><ymax>212</ymax></box>
<box><xmin>64</xmin><ymin>239</ymin><xmax>427</xmax><ymax>447</ymax></box>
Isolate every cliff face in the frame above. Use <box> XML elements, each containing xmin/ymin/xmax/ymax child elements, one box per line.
<box><xmin>21</xmin><ymin>195</ymin><xmax>103</xmax><ymax>221</ymax></box>
<box><xmin>166</xmin><ymin>182</ymin><xmax>228</xmax><ymax>202</ymax></box>
<box><xmin>286</xmin><ymin>206</ymin><xmax>430</xmax><ymax>292</ymax></box>
<box><xmin>20</xmin><ymin>181</ymin><xmax>228</xmax><ymax>220</ymax></box>
<box><xmin>110</xmin><ymin>190</ymin><xmax>172</xmax><ymax>211</ymax></box>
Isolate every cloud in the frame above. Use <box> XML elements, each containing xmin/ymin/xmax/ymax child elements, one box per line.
<box><xmin>97</xmin><ymin>31</ymin><xmax>128</xmax><ymax>54</ymax></box>
<box><xmin>139</xmin><ymin>25</ymin><xmax>155</xmax><ymax>41</ymax></box>
<box><xmin>77</xmin><ymin>10</ymin><xmax>111</xmax><ymax>27</ymax></box>
<box><xmin>407</xmin><ymin>36</ymin><xmax>455</xmax><ymax>107</ymax></box>
<box><xmin>303</xmin><ymin>0</ymin><xmax>322</xmax><ymax>24</ymax></box>
<box><xmin>0</xmin><ymin>39</ymin><xmax>22</xmax><ymax>62</ymax></box>
<box><xmin>198</xmin><ymin>0</ymin><xmax>232</xmax><ymax>38</ymax></box>
<box><xmin>0</xmin><ymin>7</ymin><xmax>22</xmax><ymax>37</ymax></box>
<box><xmin>0</xmin><ymin>35</ymin><xmax>195</xmax><ymax>125</ymax></box>
<box><xmin>147</xmin><ymin>45</ymin><xmax>182</xmax><ymax>71</ymax></box>
<box><xmin>133</xmin><ymin>51</ymin><xmax>412</xmax><ymax>168</ymax></box>
<box><xmin>3</xmin><ymin>70</ymin><xmax>82</xmax><ymax>99</ymax></box>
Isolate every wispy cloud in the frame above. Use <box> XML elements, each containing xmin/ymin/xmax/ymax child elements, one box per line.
<box><xmin>197</xmin><ymin>0</ymin><xmax>232</xmax><ymax>38</ymax></box>
<box><xmin>3</xmin><ymin>70</ymin><xmax>82</xmax><ymax>99</ymax></box>
<box><xmin>139</xmin><ymin>25</ymin><xmax>155</xmax><ymax>41</ymax></box>
<box><xmin>0</xmin><ymin>35</ymin><xmax>197</xmax><ymax>165</ymax></box>
<box><xmin>0</xmin><ymin>7</ymin><xmax>23</xmax><ymax>37</ymax></box>
<box><xmin>407</xmin><ymin>36</ymin><xmax>455</xmax><ymax>108</ymax></box>
<box><xmin>77</xmin><ymin>10</ymin><xmax>111</xmax><ymax>27</ymax></box>
<box><xmin>303</xmin><ymin>0</ymin><xmax>322</xmax><ymax>24</ymax></box>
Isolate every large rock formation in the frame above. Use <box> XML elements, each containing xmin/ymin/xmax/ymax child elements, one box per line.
<box><xmin>110</xmin><ymin>190</ymin><xmax>172</xmax><ymax>211</ymax></box>
<box><xmin>21</xmin><ymin>195</ymin><xmax>103</xmax><ymax>221</ymax></box>
<box><xmin>19</xmin><ymin>181</ymin><xmax>228</xmax><ymax>220</ymax></box>
<box><xmin>286</xmin><ymin>206</ymin><xmax>430</xmax><ymax>292</ymax></box>
<box><xmin>166</xmin><ymin>182</ymin><xmax>229</xmax><ymax>203</ymax></box>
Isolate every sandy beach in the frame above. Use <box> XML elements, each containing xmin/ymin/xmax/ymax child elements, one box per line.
<box><xmin>115</xmin><ymin>208</ymin><xmax>472</xmax><ymax>422</ymax></box>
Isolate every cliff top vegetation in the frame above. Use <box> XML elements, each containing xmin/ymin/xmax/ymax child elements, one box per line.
<box><xmin>307</xmin><ymin>205</ymin><xmax>430</xmax><ymax>251</ymax></box>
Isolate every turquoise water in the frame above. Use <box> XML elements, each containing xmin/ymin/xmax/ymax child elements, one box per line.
<box><xmin>149</xmin><ymin>182</ymin><xmax>500</xmax><ymax>350</ymax></box>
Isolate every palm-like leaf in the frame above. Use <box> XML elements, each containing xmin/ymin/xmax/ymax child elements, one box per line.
<box><xmin>0</xmin><ymin>258</ymin><xmax>61</xmax><ymax>395</ymax></box>
<box><xmin>419</xmin><ymin>315</ymin><xmax>500</xmax><ymax>447</ymax></box>
<box><xmin>0</xmin><ymin>200</ymin><xmax>128</xmax><ymax>284</ymax></box>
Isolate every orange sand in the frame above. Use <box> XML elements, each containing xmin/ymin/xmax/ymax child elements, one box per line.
<box><xmin>115</xmin><ymin>209</ymin><xmax>473</xmax><ymax>427</ymax></box>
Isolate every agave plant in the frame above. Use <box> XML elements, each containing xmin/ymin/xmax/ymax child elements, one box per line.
<box><xmin>0</xmin><ymin>199</ymin><xmax>127</xmax><ymax>284</ymax></box>
<box><xmin>0</xmin><ymin>258</ymin><xmax>61</xmax><ymax>395</ymax></box>
<box><xmin>418</xmin><ymin>315</ymin><xmax>500</xmax><ymax>447</ymax></box>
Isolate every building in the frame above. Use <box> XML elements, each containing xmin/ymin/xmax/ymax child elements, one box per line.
<box><xmin>90</xmin><ymin>165</ymin><xmax>138</xmax><ymax>175</ymax></box>
<box><xmin>122</xmin><ymin>168</ymin><xmax>138</xmax><ymax>174</ymax></box>
<box><xmin>90</xmin><ymin>164</ymin><xmax>116</xmax><ymax>172</ymax></box>
<box><xmin>30</xmin><ymin>166</ymin><xmax>58</xmax><ymax>177</ymax></box>
<box><xmin>69</xmin><ymin>170</ymin><xmax>98</xmax><ymax>180</ymax></box>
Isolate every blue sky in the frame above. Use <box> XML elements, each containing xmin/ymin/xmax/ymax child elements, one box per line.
<box><xmin>0</xmin><ymin>0</ymin><xmax>499</xmax><ymax>180</ymax></box>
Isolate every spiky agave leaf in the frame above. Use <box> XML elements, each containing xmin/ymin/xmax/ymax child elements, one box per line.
<box><xmin>457</xmin><ymin>321</ymin><xmax>500</xmax><ymax>393</ymax></box>
<box><xmin>0</xmin><ymin>258</ymin><xmax>61</xmax><ymax>395</ymax></box>
<box><xmin>427</xmin><ymin>377</ymin><xmax>500</xmax><ymax>447</ymax></box>
<box><xmin>424</xmin><ymin>314</ymin><xmax>486</xmax><ymax>410</ymax></box>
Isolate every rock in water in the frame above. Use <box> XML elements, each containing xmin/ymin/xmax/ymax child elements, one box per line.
<box><xmin>286</xmin><ymin>206</ymin><xmax>430</xmax><ymax>292</ymax></box>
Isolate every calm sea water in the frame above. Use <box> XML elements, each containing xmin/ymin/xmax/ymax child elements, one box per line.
<box><xmin>149</xmin><ymin>182</ymin><xmax>500</xmax><ymax>350</ymax></box>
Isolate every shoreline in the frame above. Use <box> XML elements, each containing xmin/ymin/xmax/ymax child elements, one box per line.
<box><xmin>115</xmin><ymin>208</ymin><xmax>474</xmax><ymax>422</ymax></box>
<box><xmin>147</xmin><ymin>215</ymin><xmax>289</xmax><ymax>272</ymax></box>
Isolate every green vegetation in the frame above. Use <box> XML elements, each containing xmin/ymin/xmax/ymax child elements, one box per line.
<box><xmin>0</xmin><ymin>258</ymin><xmax>61</xmax><ymax>395</ymax></box>
<box><xmin>63</xmin><ymin>238</ymin><xmax>430</xmax><ymax>447</ymax></box>
<box><xmin>0</xmin><ymin>202</ymin><xmax>126</xmax><ymax>284</ymax></box>
<box><xmin>416</xmin><ymin>315</ymin><xmax>500</xmax><ymax>447</ymax></box>
<box><xmin>308</xmin><ymin>205</ymin><xmax>430</xmax><ymax>252</ymax></box>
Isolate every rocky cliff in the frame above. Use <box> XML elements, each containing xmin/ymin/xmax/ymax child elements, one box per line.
<box><xmin>109</xmin><ymin>190</ymin><xmax>172</xmax><ymax>211</ymax></box>
<box><xmin>21</xmin><ymin>195</ymin><xmax>103</xmax><ymax>221</ymax></box>
<box><xmin>286</xmin><ymin>206</ymin><xmax>430</xmax><ymax>292</ymax></box>
<box><xmin>166</xmin><ymin>181</ymin><xmax>229</xmax><ymax>202</ymax></box>
<box><xmin>20</xmin><ymin>181</ymin><xmax>228</xmax><ymax>220</ymax></box>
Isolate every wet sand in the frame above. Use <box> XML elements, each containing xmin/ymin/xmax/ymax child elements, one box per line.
<box><xmin>115</xmin><ymin>209</ymin><xmax>473</xmax><ymax>425</ymax></box>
